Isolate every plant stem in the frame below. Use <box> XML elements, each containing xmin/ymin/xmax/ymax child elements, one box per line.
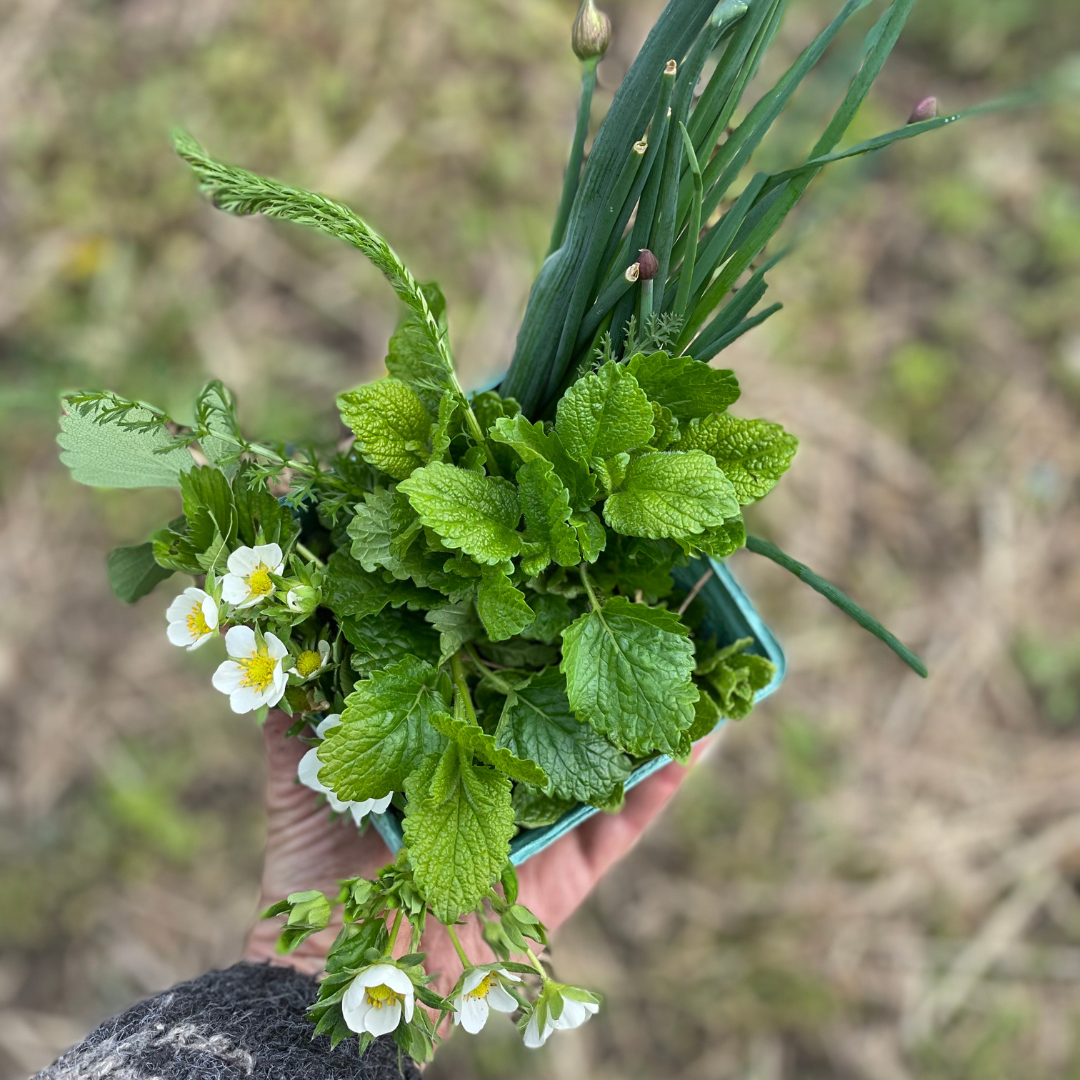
<box><xmin>386</xmin><ymin>908</ymin><xmax>405</xmax><ymax>954</ymax></box>
<box><xmin>525</xmin><ymin>946</ymin><xmax>549</xmax><ymax>979</ymax></box>
<box><xmin>676</xmin><ymin>567</ymin><xmax>713</xmax><ymax>616</ymax></box>
<box><xmin>548</xmin><ymin>58</ymin><xmax>599</xmax><ymax>257</ymax></box>
<box><xmin>464</xmin><ymin>645</ymin><xmax>515</xmax><ymax>695</ymax></box>
<box><xmin>638</xmin><ymin>277</ymin><xmax>654</xmax><ymax>325</ymax></box>
<box><xmin>446</xmin><ymin>924</ymin><xmax>472</xmax><ymax>969</ymax></box>
<box><xmin>673</xmin><ymin>123</ymin><xmax>703</xmax><ymax>318</ymax></box>
<box><xmin>451</xmin><ymin>654</ymin><xmax>481</xmax><ymax>725</ymax></box>
<box><xmin>295</xmin><ymin>542</ymin><xmax>325</xmax><ymax>567</ymax></box>
<box><xmin>579</xmin><ymin>564</ymin><xmax>602</xmax><ymax>613</ymax></box>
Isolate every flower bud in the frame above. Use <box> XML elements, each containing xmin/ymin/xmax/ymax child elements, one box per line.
<box><xmin>572</xmin><ymin>0</ymin><xmax>612</xmax><ymax>62</ymax></box>
<box><xmin>907</xmin><ymin>96</ymin><xmax>938</xmax><ymax>124</ymax></box>
<box><xmin>624</xmin><ymin>262</ymin><xmax>641</xmax><ymax>283</ymax></box>
<box><xmin>286</xmin><ymin>584</ymin><xmax>319</xmax><ymax>614</ymax></box>
<box><xmin>637</xmin><ymin>248</ymin><xmax>659</xmax><ymax>281</ymax></box>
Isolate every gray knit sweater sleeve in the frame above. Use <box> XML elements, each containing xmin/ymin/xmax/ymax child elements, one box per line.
<box><xmin>34</xmin><ymin>962</ymin><xmax>423</xmax><ymax>1079</ymax></box>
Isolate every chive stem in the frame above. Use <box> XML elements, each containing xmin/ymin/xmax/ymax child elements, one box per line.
<box><xmin>672</xmin><ymin>123</ymin><xmax>702</xmax><ymax>318</ymax></box>
<box><xmin>548</xmin><ymin>58</ymin><xmax>599</xmax><ymax>257</ymax></box>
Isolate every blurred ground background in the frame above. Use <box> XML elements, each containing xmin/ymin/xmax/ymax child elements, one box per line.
<box><xmin>1</xmin><ymin>0</ymin><xmax>1079</xmax><ymax>1076</ymax></box>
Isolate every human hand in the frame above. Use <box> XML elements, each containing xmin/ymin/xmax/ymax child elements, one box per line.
<box><xmin>243</xmin><ymin>709</ymin><xmax>707</xmax><ymax>994</ymax></box>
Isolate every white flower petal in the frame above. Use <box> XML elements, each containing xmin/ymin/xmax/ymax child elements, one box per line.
<box><xmin>265</xmin><ymin>633</ymin><xmax>289</xmax><ymax>660</ymax></box>
<box><xmin>317</xmin><ymin>640</ymin><xmax>331</xmax><ymax>663</ymax></box>
<box><xmin>458</xmin><ymin>995</ymin><xmax>488</xmax><ymax>1034</ymax></box>
<box><xmin>462</xmin><ymin>969</ymin><xmax>488</xmax><ymax>996</ymax></box>
<box><xmin>266</xmin><ymin>670</ymin><xmax>287</xmax><ymax>707</ymax></box>
<box><xmin>252</xmin><ymin>543</ymin><xmax>284</xmax><ymax>573</ymax></box>
<box><xmin>228</xmin><ymin>685</ymin><xmax>265</xmax><ymax>714</ymax></box>
<box><xmin>297</xmin><ymin>749</ymin><xmax>328</xmax><ymax>794</ymax></box>
<box><xmin>552</xmin><ymin>998</ymin><xmax>598</xmax><ymax>1031</ymax></box>
<box><xmin>370</xmin><ymin>792</ymin><xmax>393</xmax><ymax>815</ymax></box>
<box><xmin>486</xmin><ymin>984</ymin><xmax>518</xmax><ymax>1014</ymax></box>
<box><xmin>220</xmin><ymin>574</ymin><xmax>250</xmax><ymax>605</ymax></box>
<box><xmin>187</xmin><ymin>630</ymin><xmax>214</xmax><ymax>651</ymax></box>
<box><xmin>166</xmin><ymin>590</ymin><xmax>199</xmax><ymax>623</ymax></box>
<box><xmin>226</xmin><ymin>547</ymin><xmax>261</xmax><ymax>576</ymax></box>
<box><xmin>523</xmin><ymin>1013</ymin><xmax>551</xmax><ymax>1048</ymax></box>
<box><xmin>201</xmin><ymin>595</ymin><xmax>219</xmax><ymax>630</ymax></box>
<box><xmin>354</xmin><ymin>964</ymin><xmax>401</xmax><ymax>992</ymax></box>
<box><xmin>167</xmin><ymin>621</ymin><xmax>198</xmax><ymax>647</ymax></box>
<box><xmin>212</xmin><ymin>661</ymin><xmax>244</xmax><ymax>694</ymax></box>
<box><xmin>313</xmin><ymin>714</ymin><xmax>342</xmax><ymax>739</ymax></box>
<box><xmin>341</xmin><ymin>985</ymin><xmax>373</xmax><ymax>1035</ymax></box>
<box><xmin>363</xmin><ymin>1000</ymin><xmax>401</xmax><ymax>1038</ymax></box>
<box><xmin>377</xmin><ymin>966</ymin><xmax>414</xmax><ymax>999</ymax></box>
<box><xmin>223</xmin><ymin>624</ymin><xmax>256</xmax><ymax>658</ymax></box>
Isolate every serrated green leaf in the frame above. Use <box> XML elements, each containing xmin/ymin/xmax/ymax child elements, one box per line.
<box><xmin>521</xmin><ymin>594</ymin><xmax>575</xmax><ymax>644</ymax></box>
<box><xmin>516</xmin><ymin>458</ymin><xmax>579</xmax><ymax>575</ymax></box>
<box><xmin>58</xmin><ymin>401</ymin><xmax>195</xmax><ymax>488</ymax></box>
<box><xmin>476</xmin><ymin>566</ymin><xmax>534</xmax><ymax>642</ymax></box>
<box><xmin>555</xmin><ymin>362</ymin><xmax>654</xmax><ymax>467</ymax></box>
<box><xmin>107</xmin><ymin>543</ymin><xmax>174</xmax><ymax>603</ymax></box>
<box><xmin>561</xmin><ymin>596</ymin><xmax>698</xmax><ymax>756</ymax></box>
<box><xmin>689</xmin><ymin>514</ymin><xmax>747</xmax><ymax>560</ymax></box>
<box><xmin>427</xmin><ymin>712</ymin><xmax>548</xmax><ymax>786</ymax></box>
<box><xmin>341</xmin><ymin>610</ymin><xmax>441</xmax><ymax>675</ymax></box>
<box><xmin>398</xmin><ymin>462</ymin><xmax>521</xmax><ymax>565</ymax></box>
<box><xmin>179</xmin><ymin>465</ymin><xmax>236</xmax><ymax>551</ymax></box>
<box><xmin>495</xmin><ymin>668</ymin><xmax>630</xmax><ymax>803</ymax></box>
<box><xmin>570</xmin><ymin>510</ymin><xmax>606</xmax><ymax>563</ymax></box>
<box><xmin>489</xmin><ymin>415</ymin><xmax>597</xmax><ymax>511</ymax></box>
<box><xmin>627</xmin><ymin>351</ymin><xmax>741</xmax><ymax>419</ymax></box>
<box><xmin>604</xmin><ymin>450</ymin><xmax>738</xmax><ymax>540</ymax></box>
<box><xmin>318</xmin><ymin>656</ymin><xmax>449</xmax><ymax>801</ymax></box>
<box><xmin>650</xmin><ymin>402</ymin><xmax>680</xmax><ymax>450</ymax></box>
<box><xmin>403</xmin><ymin>745</ymin><xmax>514</xmax><ymax>923</ymax></box>
<box><xmin>385</xmin><ymin>282</ymin><xmax>454</xmax><ymax>415</ymax></box>
<box><xmin>322</xmin><ymin>551</ymin><xmax>399</xmax><ymax>619</ymax></box>
<box><xmin>233</xmin><ymin>467</ymin><xmax>297</xmax><ymax>547</ymax></box>
<box><xmin>429</xmin><ymin>390</ymin><xmax>461</xmax><ymax>462</ymax></box>
<box><xmin>338</xmin><ymin>377</ymin><xmax>431</xmax><ymax>480</ymax></box>
<box><xmin>195</xmin><ymin>530</ymin><xmax>230</xmax><ymax>573</ymax></box>
<box><xmin>675</xmin><ymin>413</ymin><xmax>797</xmax><ymax>504</ymax></box>
<box><xmin>346</xmin><ymin>487</ymin><xmax>424</xmax><ymax>578</ymax></box>
<box><xmin>512</xmin><ymin>783</ymin><xmax>576</xmax><ymax>829</ymax></box>
<box><xmin>426</xmin><ymin>601</ymin><xmax>483</xmax><ymax>667</ymax></box>
<box><xmin>194</xmin><ymin>380</ymin><xmax>241</xmax><ymax>478</ymax></box>
<box><xmin>701</xmin><ymin>639</ymin><xmax>776</xmax><ymax>720</ymax></box>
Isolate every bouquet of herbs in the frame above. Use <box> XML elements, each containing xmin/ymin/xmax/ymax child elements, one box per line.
<box><xmin>55</xmin><ymin>0</ymin><xmax>1016</xmax><ymax>1062</ymax></box>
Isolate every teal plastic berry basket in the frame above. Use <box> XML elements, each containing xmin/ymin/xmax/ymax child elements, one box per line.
<box><xmin>368</xmin><ymin>555</ymin><xmax>786</xmax><ymax>866</ymax></box>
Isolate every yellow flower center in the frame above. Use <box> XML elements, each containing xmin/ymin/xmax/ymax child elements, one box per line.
<box><xmin>466</xmin><ymin>973</ymin><xmax>499</xmax><ymax>1000</ymax></box>
<box><xmin>186</xmin><ymin>604</ymin><xmax>211</xmax><ymax>637</ymax></box>
<box><xmin>295</xmin><ymin>650</ymin><xmax>323</xmax><ymax>677</ymax></box>
<box><xmin>245</xmin><ymin>565</ymin><xmax>275</xmax><ymax>598</ymax></box>
<box><xmin>238</xmin><ymin>650</ymin><xmax>277</xmax><ymax>691</ymax></box>
<box><xmin>365</xmin><ymin>984</ymin><xmax>404</xmax><ymax>1010</ymax></box>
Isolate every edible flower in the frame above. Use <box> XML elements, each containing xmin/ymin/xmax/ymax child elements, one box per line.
<box><xmin>221</xmin><ymin>543</ymin><xmax>285</xmax><ymax>609</ymax></box>
<box><xmin>165</xmin><ymin>587</ymin><xmax>219</xmax><ymax>650</ymax></box>
<box><xmin>453</xmin><ymin>966</ymin><xmax>521</xmax><ymax>1034</ymax></box>
<box><xmin>342</xmin><ymin>963</ymin><xmax>415</xmax><ymax>1038</ymax></box>
<box><xmin>522</xmin><ymin>983</ymin><xmax>600</xmax><ymax>1048</ymax></box>
<box><xmin>211</xmin><ymin>625</ymin><xmax>288</xmax><ymax>713</ymax></box>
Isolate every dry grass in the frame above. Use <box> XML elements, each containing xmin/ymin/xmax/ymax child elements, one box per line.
<box><xmin>1</xmin><ymin>0</ymin><xmax>1079</xmax><ymax>1077</ymax></box>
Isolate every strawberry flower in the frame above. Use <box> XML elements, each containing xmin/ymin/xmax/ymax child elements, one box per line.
<box><xmin>342</xmin><ymin>963</ymin><xmax>415</xmax><ymax>1038</ymax></box>
<box><xmin>221</xmin><ymin>543</ymin><xmax>285</xmax><ymax>609</ymax></box>
<box><xmin>211</xmin><ymin>625</ymin><xmax>288</xmax><ymax>713</ymax></box>
<box><xmin>165</xmin><ymin>587</ymin><xmax>218</xmax><ymax>650</ymax></box>
<box><xmin>453</xmin><ymin>966</ymin><xmax>521</xmax><ymax>1034</ymax></box>
<box><xmin>522</xmin><ymin>983</ymin><xmax>600</xmax><ymax>1048</ymax></box>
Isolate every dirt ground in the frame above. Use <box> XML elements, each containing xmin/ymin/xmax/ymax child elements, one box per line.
<box><xmin>1</xmin><ymin>0</ymin><xmax>1079</xmax><ymax>1077</ymax></box>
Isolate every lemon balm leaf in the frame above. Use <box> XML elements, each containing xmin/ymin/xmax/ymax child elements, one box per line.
<box><xmin>338</xmin><ymin>378</ymin><xmax>432</xmax><ymax>481</ymax></box>
<box><xmin>489</xmin><ymin>415</ymin><xmax>597</xmax><ymax>511</ymax></box>
<box><xmin>626</xmin><ymin>351</ymin><xmax>741</xmax><ymax>419</ymax></box>
<box><xmin>603</xmin><ymin>450</ymin><xmax>739</xmax><ymax>540</ymax></box>
<box><xmin>675</xmin><ymin>413</ymin><xmax>798</xmax><ymax>504</ymax></box>
<box><xmin>561</xmin><ymin>596</ymin><xmax>697</xmax><ymax>757</ymax></box>
<box><xmin>398</xmin><ymin>462</ymin><xmax>522</xmax><ymax>565</ymax></box>
<box><xmin>403</xmin><ymin>745</ymin><xmax>514</xmax><ymax>924</ymax></box>
<box><xmin>427</xmin><ymin>712</ymin><xmax>548</xmax><ymax>786</ymax></box>
<box><xmin>317</xmin><ymin>656</ymin><xmax>449</xmax><ymax>801</ymax></box>
<box><xmin>476</xmin><ymin>567</ymin><xmax>535</xmax><ymax>643</ymax></box>
<box><xmin>516</xmin><ymin>458</ymin><xmax>579</xmax><ymax>571</ymax></box>
<box><xmin>58</xmin><ymin>399</ymin><xmax>195</xmax><ymax>488</ymax></box>
<box><xmin>554</xmin><ymin>361</ymin><xmax>654</xmax><ymax>467</ymax></box>
<box><xmin>495</xmin><ymin>668</ymin><xmax>630</xmax><ymax>804</ymax></box>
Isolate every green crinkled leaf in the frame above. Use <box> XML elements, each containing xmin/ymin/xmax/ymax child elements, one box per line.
<box><xmin>107</xmin><ymin>543</ymin><xmax>174</xmax><ymax>603</ymax></box>
<box><xmin>317</xmin><ymin>656</ymin><xmax>449</xmax><ymax>801</ymax></box>
<box><xmin>323</xmin><ymin>551</ymin><xmax>442</xmax><ymax>619</ymax></box>
<box><xmin>517</xmin><ymin>458</ymin><xmax>579</xmax><ymax>575</ymax></box>
<box><xmin>338</xmin><ymin>377</ymin><xmax>432</xmax><ymax>480</ymax></box>
<box><xmin>489</xmin><ymin>415</ymin><xmax>597</xmax><ymax>511</ymax></box>
<box><xmin>521</xmin><ymin>594</ymin><xmax>575</xmax><ymax>644</ymax></box>
<box><xmin>233</xmin><ymin>466</ymin><xmax>297</xmax><ymax>547</ymax></box>
<box><xmin>689</xmin><ymin>514</ymin><xmax>747</xmax><ymax>560</ymax></box>
<box><xmin>675</xmin><ymin>413</ymin><xmax>798</xmax><ymax>504</ymax></box>
<box><xmin>427</xmin><ymin>713</ymin><xmax>548</xmax><ymax>786</ymax></box>
<box><xmin>560</xmin><ymin>596</ymin><xmax>698</xmax><ymax>757</ymax></box>
<box><xmin>426</xmin><ymin>601</ymin><xmax>483</xmax><ymax>667</ymax></box>
<box><xmin>58</xmin><ymin>401</ymin><xmax>195</xmax><ymax>488</ymax></box>
<box><xmin>604</xmin><ymin>450</ymin><xmax>739</xmax><ymax>540</ymax></box>
<box><xmin>650</xmin><ymin>402</ymin><xmax>680</xmax><ymax>450</ymax></box>
<box><xmin>570</xmin><ymin>511</ymin><xmax>606</xmax><ymax>563</ymax></box>
<box><xmin>430</xmin><ymin>391</ymin><xmax>461</xmax><ymax>462</ymax></box>
<box><xmin>470</xmin><ymin>390</ymin><xmax>521</xmax><ymax>434</ymax></box>
<box><xmin>495</xmin><ymin>668</ymin><xmax>630</xmax><ymax>804</ymax></box>
<box><xmin>627</xmin><ymin>351</ymin><xmax>741</xmax><ymax>419</ymax></box>
<box><xmin>398</xmin><ymin>462</ymin><xmax>521</xmax><ymax>565</ymax></box>
<box><xmin>403</xmin><ymin>745</ymin><xmax>514</xmax><ymax>923</ymax></box>
<box><xmin>342</xmin><ymin>610</ymin><xmax>441</xmax><ymax>675</ymax></box>
<box><xmin>476</xmin><ymin>566</ymin><xmax>534</xmax><ymax>642</ymax></box>
<box><xmin>512</xmin><ymin>783</ymin><xmax>575</xmax><ymax>828</ymax></box>
<box><xmin>347</xmin><ymin>488</ymin><xmax>423</xmax><ymax>578</ymax></box>
<box><xmin>385</xmin><ymin>282</ymin><xmax>454</xmax><ymax>415</ymax></box>
<box><xmin>555</xmin><ymin>361</ymin><xmax>654</xmax><ymax>467</ymax></box>
<box><xmin>700</xmin><ymin>638</ymin><xmax>776</xmax><ymax>721</ymax></box>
